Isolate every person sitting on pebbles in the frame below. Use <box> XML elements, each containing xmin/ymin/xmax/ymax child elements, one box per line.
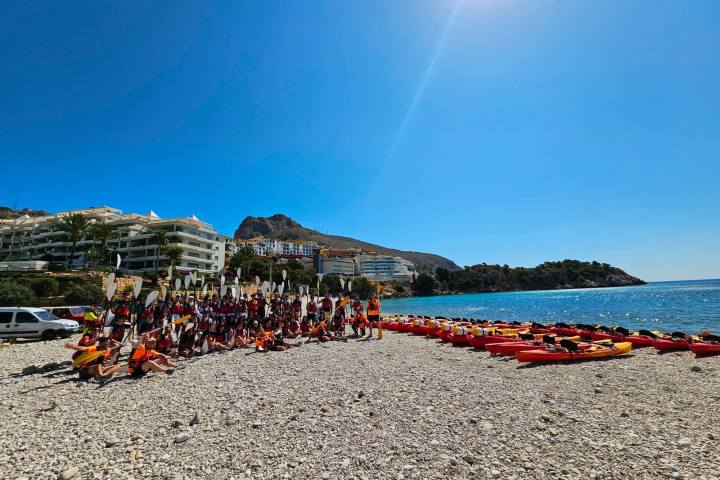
<box><xmin>286</xmin><ymin>317</ymin><xmax>302</xmax><ymax>338</ymax></box>
<box><xmin>65</xmin><ymin>336</ymin><xmax>122</xmax><ymax>382</ymax></box>
<box><xmin>128</xmin><ymin>334</ymin><xmax>176</xmax><ymax>377</ymax></box>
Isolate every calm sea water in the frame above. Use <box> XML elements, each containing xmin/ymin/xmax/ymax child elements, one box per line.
<box><xmin>382</xmin><ymin>279</ymin><xmax>720</xmax><ymax>333</ymax></box>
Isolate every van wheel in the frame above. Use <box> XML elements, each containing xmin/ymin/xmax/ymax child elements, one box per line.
<box><xmin>41</xmin><ymin>330</ymin><xmax>57</xmax><ymax>341</ymax></box>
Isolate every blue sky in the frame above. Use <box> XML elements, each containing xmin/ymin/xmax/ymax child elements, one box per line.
<box><xmin>1</xmin><ymin>0</ymin><xmax>719</xmax><ymax>281</ymax></box>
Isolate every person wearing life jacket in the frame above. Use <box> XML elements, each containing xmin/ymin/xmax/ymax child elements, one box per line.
<box><xmin>170</xmin><ymin>295</ymin><xmax>183</xmax><ymax>323</ymax></box>
<box><xmin>320</xmin><ymin>295</ymin><xmax>333</xmax><ymax>323</ymax></box>
<box><xmin>178</xmin><ymin>324</ymin><xmax>197</xmax><ymax>358</ymax></box>
<box><xmin>291</xmin><ymin>295</ymin><xmax>302</xmax><ymax>321</ymax></box>
<box><xmin>138</xmin><ymin>305</ymin><xmax>153</xmax><ymax>334</ymax></box>
<box><xmin>255</xmin><ymin>330</ymin><xmax>276</xmax><ymax>352</ymax></box>
<box><xmin>65</xmin><ymin>336</ymin><xmax>121</xmax><ymax>381</ymax></box>
<box><xmin>352</xmin><ymin>311</ymin><xmax>367</xmax><ymax>337</ymax></box>
<box><xmin>332</xmin><ymin>300</ymin><xmax>346</xmax><ymax>337</ymax></box>
<box><xmin>128</xmin><ymin>334</ymin><xmax>176</xmax><ymax>377</ymax></box>
<box><xmin>153</xmin><ymin>301</ymin><xmax>166</xmax><ymax>329</ymax></box>
<box><xmin>287</xmin><ymin>317</ymin><xmax>301</xmax><ymax>338</ymax></box>
<box><xmin>78</xmin><ymin>327</ymin><xmax>101</xmax><ymax>347</ymax></box>
<box><xmin>111</xmin><ymin>295</ymin><xmax>131</xmax><ymax>342</ymax></box>
<box><xmin>367</xmin><ymin>293</ymin><xmax>381</xmax><ymax>338</ymax></box>
<box><xmin>307</xmin><ymin>295</ymin><xmax>318</xmax><ymax>325</ymax></box>
<box><xmin>82</xmin><ymin>304</ymin><xmax>100</xmax><ymax>334</ymax></box>
<box><xmin>155</xmin><ymin>325</ymin><xmax>175</xmax><ymax>356</ymax></box>
<box><xmin>248</xmin><ymin>294</ymin><xmax>260</xmax><ymax>323</ymax></box>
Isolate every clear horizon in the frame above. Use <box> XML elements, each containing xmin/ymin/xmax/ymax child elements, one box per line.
<box><xmin>1</xmin><ymin>1</ymin><xmax>719</xmax><ymax>282</ymax></box>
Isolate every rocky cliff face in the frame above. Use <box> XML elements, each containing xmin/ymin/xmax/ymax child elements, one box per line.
<box><xmin>233</xmin><ymin>214</ymin><xmax>461</xmax><ymax>274</ymax></box>
<box><xmin>0</xmin><ymin>206</ymin><xmax>50</xmax><ymax>219</ymax></box>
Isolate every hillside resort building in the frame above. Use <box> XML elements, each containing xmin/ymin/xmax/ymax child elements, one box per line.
<box><xmin>0</xmin><ymin>206</ymin><xmax>227</xmax><ymax>274</ymax></box>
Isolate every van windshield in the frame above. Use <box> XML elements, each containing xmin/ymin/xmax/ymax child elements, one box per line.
<box><xmin>35</xmin><ymin>310</ymin><xmax>59</xmax><ymax>321</ymax></box>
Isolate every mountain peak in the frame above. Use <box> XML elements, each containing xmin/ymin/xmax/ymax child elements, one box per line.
<box><xmin>233</xmin><ymin>213</ymin><xmax>460</xmax><ymax>273</ymax></box>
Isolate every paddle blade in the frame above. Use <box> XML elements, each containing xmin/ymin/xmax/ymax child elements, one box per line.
<box><xmin>255</xmin><ymin>276</ymin><xmax>260</xmax><ymax>286</ymax></box>
<box><xmin>184</xmin><ymin>274</ymin><xmax>191</xmax><ymax>290</ymax></box>
<box><xmin>348</xmin><ymin>281</ymin><xmax>352</xmax><ymax>292</ymax></box>
<box><xmin>133</xmin><ymin>278</ymin><xmax>143</xmax><ymax>299</ymax></box>
<box><xmin>107</xmin><ymin>273</ymin><xmax>115</xmax><ymax>287</ymax></box>
<box><xmin>282</xmin><ymin>269</ymin><xmax>287</xmax><ymax>281</ymax></box>
<box><xmin>160</xmin><ymin>285</ymin><xmax>167</xmax><ymax>300</ymax></box>
<box><xmin>201</xmin><ymin>283</ymin><xmax>207</xmax><ymax>298</ymax></box>
<box><xmin>220</xmin><ymin>275</ymin><xmax>225</xmax><ymax>287</ymax></box>
<box><xmin>236</xmin><ymin>267</ymin><xmax>241</xmax><ymax>278</ymax></box>
<box><xmin>145</xmin><ymin>290</ymin><xmax>158</xmax><ymax>308</ymax></box>
<box><xmin>115</xmin><ymin>254</ymin><xmax>121</xmax><ymax>270</ymax></box>
<box><xmin>299</xmin><ymin>286</ymin><xmax>304</xmax><ymax>296</ymax></box>
<box><xmin>167</xmin><ymin>265</ymin><xmax>172</xmax><ymax>279</ymax></box>
<box><xmin>220</xmin><ymin>285</ymin><xmax>227</xmax><ymax>297</ymax></box>
<box><xmin>340</xmin><ymin>278</ymin><xmax>345</xmax><ymax>290</ymax></box>
<box><xmin>73</xmin><ymin>350</ymin><xmax>107</xmax><ymax>368</ymax></box>
<box><xmin>278</xmin><ymin>283</ymin><xmax>285</xmax><ymax>296</ymax></box>
<box><xmin>234</xmin><ymin>277</ymin><xmax>239</xmax><ymax>285</ymax></box>
<box><xmin>174</xmin><ymin>278</ymin><xmax>180</xmax><ymax>292</ymax></box>
<box><xmin>106</xmin><ymin>283</ymin><xmax>116</xmax><ymax>302</ymax></box>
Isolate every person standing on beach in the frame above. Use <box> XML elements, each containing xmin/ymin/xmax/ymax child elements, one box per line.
<box><xmin>366</xmin><ymin>293</ymin><xmax>381</xmax><ymax>338</ymax></box>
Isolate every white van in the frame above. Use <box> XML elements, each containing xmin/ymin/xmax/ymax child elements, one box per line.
<box><xmin>0</xmin><ymin>307</ymin><xmax>80</xmax><ymax>340</ymax></box>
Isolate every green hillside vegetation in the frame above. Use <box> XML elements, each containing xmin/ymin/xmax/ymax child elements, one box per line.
<box><xmin>415</xmin><ymin>260</ymin><xmax>645</xmax><ymax>296</ymax></box>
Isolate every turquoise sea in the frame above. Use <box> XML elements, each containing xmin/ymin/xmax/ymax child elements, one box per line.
<box><xmin>382</xmin><ymin>279</ymin><xmax>720</xmax><ymax>333</ymax></box>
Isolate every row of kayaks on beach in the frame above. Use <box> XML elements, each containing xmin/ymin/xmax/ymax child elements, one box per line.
<box><xmin>379</xmin><ymin>316</ymin><xmax>720</xmax><ymax>362</ymax></box>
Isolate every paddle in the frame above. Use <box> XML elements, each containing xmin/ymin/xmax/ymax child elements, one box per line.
<box><xmin>376</xmin><ymin>282</ymin><xmax>383</xmax><ymax>340</ymax></box>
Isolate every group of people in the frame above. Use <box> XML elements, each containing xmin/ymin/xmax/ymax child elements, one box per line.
<box><xmin>66</xmin><ymin>289</ymin><xmax>382</xmax><ymax>382</ymax></box>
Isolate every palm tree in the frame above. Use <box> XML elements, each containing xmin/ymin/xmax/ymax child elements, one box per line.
<box><xmin>150</xmin><ymin>230</ymin><xmax>169</xmax><ymax>274</ymax></box>
<box><xmin>165</xmin><ymin>246</ymin><xmax>184</xmax><ymax>272</ymax></box>
<box><xmin>90</xmin><ymin>223</ymin><xmax>114</xmax><ymax>266</ymax></box>
<box><xmin>60</xmin><ymin>214</ymin><xmax>90</xmax><ymax>266</ymax></box>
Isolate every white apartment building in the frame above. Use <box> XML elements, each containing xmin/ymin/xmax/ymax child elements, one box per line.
<box><xmin>234</xmin><ymin>237</ymin><xmax>319</xmax><ymax>257</ymax></box>
<box><xmin>356</xmin><ymin>254</ymin><xmax>415</xmax><ymax>282</ymax></box>
<box><xmin>318</xmin><ymin>256</ymin><xmax>356</xmax><ymax>276</ymax></box>
<box><xmin>0</xmin><ymin>206</ymin><xmax>227</xmax><ymax>274</ymax></box>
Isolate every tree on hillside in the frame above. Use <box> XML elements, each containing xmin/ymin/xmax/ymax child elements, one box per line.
<box><xmin>90</xmin><ymin>223</ymin><xmax>114</xmax><ymax>265</ymax></box>
<box><xmin>165</xmin><ymin>246</ymin><xmax>183</xmax><ymax>271</ymax></box>
<box><xmin>349</xmin><ymin>276</ymin><xmax>372</xmax><ymax>299</ymax></box>
<box><xmin>412</xmin><ymin>273</ymin><xmax>437</xmax><ymax>296</ymax></box>
<box><xmin>150</xmin><ymin>230</ymin><xmax>169</xmax><ymax>273</ymax></box>
<box><xmin>320</xmin><ymin>274</ymin><xmax>342</xmax><ymax>296</ymax></box>
<box><xmin>229</xmin><ymin>245</ymin><xmax>256</xmax><ymax>273</ymax></box>
<box><xmin>60</xmin><ymin>214</ymin><xmax>90</xmax><ymax>266</ymax></box>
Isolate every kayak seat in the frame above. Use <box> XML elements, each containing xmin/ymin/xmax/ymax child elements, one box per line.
<box><xmin>560</xmin><ymin>339</ymin><xmax>579</xmax><ymax>352</ymax></box>
<box><xmin>638</xmin><ymin>329</ymin><xmax>657</xmax><ymax>338</ymax></box>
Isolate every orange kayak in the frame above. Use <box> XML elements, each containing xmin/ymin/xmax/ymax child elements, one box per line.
<box><xmin>516</xmin><ymin>342</ymin><xmax>632</xmax><ymax>363</ymax></box>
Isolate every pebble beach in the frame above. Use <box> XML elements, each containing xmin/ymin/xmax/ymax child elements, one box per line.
<box><xmin>2</xmin><ymin>333</ymin><xmax>719</xmax><ymax>480</ymax></box>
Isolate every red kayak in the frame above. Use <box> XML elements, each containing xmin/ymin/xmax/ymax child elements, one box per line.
<box><xmin>398</xmin><ymin>322</ymin><xmax>413</xmax><ymax>333</ymax></box>
<box><xmin>625</xmin><ymin>335</ymin><xmax>656</xmax><ymax>347</ymax></box>
<box><xmin>528</xmin><ymin>326</ymin><xmax>581</xmax><ymax>336</ymax></box>
<box><xmin>653</xmin><ymin>337</ymin><xmax>691</xmax><ymax>351</ymax></box>
<box><xmin>486</xmin><ymin>340</ymin><xmax>552</xmax><ymax>356</ymax></box>
<box><xmin>439</xmin><ymin>330</ymin><xmax>454</xmax><ymax>342</ymax></box>
<box><xmin>470</xmin><ymin>334</ymin><xmax>519</xmax><ymax>349</ymax></box>
<box><xmin>449</xmin><ymin>334</ymin><xmax>473</xmax><ymax>347</ymax></box>
<box><xmin>410</xmin><ymin>324</ymin><xmax>428</xmax><ymax>336</ymax></box>
<box><xmin>690</xmin><ymin>341</ymin><xmax>720</xmax><ymax>356</ymax></box>
<box><xmin>591</xmin><ymin>331</ymin><xmax>625</xmax><ymax>342</ymax></box>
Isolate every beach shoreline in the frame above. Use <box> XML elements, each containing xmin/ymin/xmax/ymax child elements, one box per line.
<box><xmin>2</xmin><ymin>332</ymin><xmax>719</xmax><ymax>480</ymax></box>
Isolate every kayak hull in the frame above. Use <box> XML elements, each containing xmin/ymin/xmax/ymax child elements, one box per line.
<box><xmin>449</xmin><ymin>334</ymin><xmax>472</xmax><ymax>347</ymax></box>
<box><xmin>653</xmin><ymin>338</ymin><xmax>690</xmax><ymax>351</ymax></box>
<box><xmin>516</xmin><ymin>342</ymin><xmax>632</xmax><ymax>363</ymax></box>
<box><xmin>690</xmin><ymin>341</ymin><xmax>720</xmax><ymax>356</ymax></box>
